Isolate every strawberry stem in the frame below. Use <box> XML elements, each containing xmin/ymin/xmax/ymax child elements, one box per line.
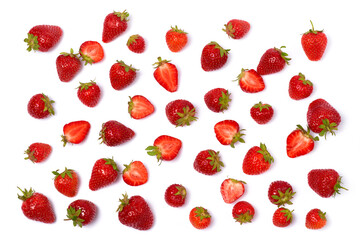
<box><xmin>206</xmin><ymin>150</ymin><xmax>224</xmax><ymax>172</ymax></box>
<box><xmin>319</xmin><ymin>119</ymin><xmax>338</xmax><ymax>139</ymax></box>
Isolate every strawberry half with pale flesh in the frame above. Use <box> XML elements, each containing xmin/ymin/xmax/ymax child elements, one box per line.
<box><xmin>79</xmin><ymin>41</ymin><xmax>104</xmax><ymax>65</ymax></box>
<box><xmin>214</xmin><ymin>120</ymin><xmax>245</xmax><ymax>148</ymax></box>
<box><xmin>236</xmin><ymin>68</ymin><xmax>265</xmax><ymax>93</ymax></box>
<box><xmin>286</xmin><ymin>125</ymin><xmax>319</xmax><ymax>158</ymax></box>
<box><xmin>61</xmin><ymin>120</ymin><xmax>90</xmax><ymax>146</ymax></box>
<box><xmin>146</xmin><ymin>135</ymin><xmax>182</xmax><ymax>162</ymax></box>
<box><xmin>153</xmin><ymin>57</ymin><xmax>178</xmax><ymax>92</ymax></box>
<box><xmin>122</xmin><ymin>161</ymin><xmax>148</xmax><ymax>186</ymax></box>
<box><xmin>128</xmin><ymin>95</ymin><xmax>154</xmax><ymax>119</ymax></box>
<box><xmin>220</xmin><ymin>178</ymin><xmax>246</xmax><ymax>203</ymax></box>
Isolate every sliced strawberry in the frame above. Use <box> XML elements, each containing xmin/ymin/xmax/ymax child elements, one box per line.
<box><xmin>61</xmin><ymin>120</ymin><xmax>91</xmax><ymax>146</ymax></box>
<box><xmin>236</xmin><ymin>68</ymin><xmax>265</xmax><ymax>93</ymax></box>
<box><xmin>122</xmin><ymin>161</ymin><xmax>148</xmax><ymax>186</ymax></box>
<box><xmin>214</xmin><ymin>120</ymin><xmax>245</xmax><ymax>148</ymax></box>
<box><xmin>128</xmin><ymin>95</ymin><xmax>155</xmax><ymax>119</ymax></box>
<box><xmin>220</xmin><ymin>178</ymin><xmax>246</xmax><ymax>204</ymax></box>
<box><xmin>153</xmin><ymin>57</ymin><xmax>178</xmax><ymax>92</ymax></box>
<box><xmin>286</xmin><ymin>125</ymin><xmax>319</xmax><ymax>158</ymax></box>
<box><xmin>146</xmin><ymin>135</ymin><xmax>182</xmax><ymax>162</ymax></box>
<box><xmin>79</xmin><ymin>41</ymin><xmax>104</xmax><ymax>65</ymax></box>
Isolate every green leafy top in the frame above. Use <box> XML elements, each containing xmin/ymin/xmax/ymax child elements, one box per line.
<box><xmin>208</xmin><ymin>41</ymin><xmax>230</xmax><ymax>57</ymax></box>
<box><xmin>275</xmin><ymin>46</ymin><xmax>291</xmax><ymax>65</ymax></box>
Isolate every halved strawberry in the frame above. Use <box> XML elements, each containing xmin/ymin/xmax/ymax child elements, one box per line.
<box><xmin>128</xmin><ymin>95</ymin><xmax>155</xmax><ymax>119</ymax></box>
<box><xmin>235</xmin><ymin>68</ymin><xmax>265</xmax><ymax>93</ymax></box>
<box><xmin>146</xmin><ymin>135</ymin><xmax>182</xmax><ymax>162</ymax></box>
<box><xmin>79</xmin><ymin>41</ymin><xmax>104</xmax><ymax>65</ymax></box>
<box><xmin>122</xmin><ymin>161</ymin><xmax>148</xmax><ymax>186</ymax></box>
<box><xmin>153</xmin><ymin>57</ymin><xmax>178</xmax><ymax>92</ymax></box>
<box><xmin>61</xmin><ymin>120</ymin><xmax>91</xmax><ymax>146</ymax></box>
<box><xmin>286</xmin><ymin>125</ymin><xmax>319</xmax><ymax>158</ymax></box>
<box><xmin>214</xmin><ymin>120</ymin><xmax>245</xmax><ymax>148</ymax></box>
<box><xmin>220</xmin><ymin>178</ymin><xmax>246</xmax><ymax>204</ymax></box>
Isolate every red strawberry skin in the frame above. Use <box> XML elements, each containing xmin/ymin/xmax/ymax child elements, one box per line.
<box><xmin>110</xmin><ymin>60</ymin><xmax>138</xmax><ymax>90</ymax></box>
<box><xmin>56</xmin><ymin>49</ymin><xmax>82</xmax><ymax>82</ymax></box>
<box><xmin>301</xmin><ymin>21</ymin><xmax>327</xmax><ymax>61</ymax></box>
<box><xmin>305</xmin><ymin>208</ymin><xmax>327</xmax><ymax>229</ymax></box>
<box><xmin>25</xmin><ymin>25</ymin><xmax>62</xmax><ymax>52</ymax></box>
<box><xmin>102</xmin><ymin>11</ymin><xmax>129</xmax><ymax>43</ymax></box>
<box><xmin>242</xmin><ymin>143</ymin><xmax>273</xmax><ymax>175</ymax></box>
<box><xmin>53</xmin><ymin>168</ymin><xmax>79</xmax><ymax>197</ymax></box>
<box><xmin>67</xmin><ymin>199</ymin><xmax>97</xmax><ymax>227</ymax></box>
<box><xmin>165</xmin><ymin>99</ymin><xmax>197</xmax><ymax>126</ymax></box>
<box><xmin>236</xmin><ymin>68</ymin><xmax>265</xmax><ymax>93</ymax></box>
<box><xmin>77</xmin><ymin>81</ymin><xmax>101</xmax><ymax>107</ymax></box>
<box><xmin>189</xmin><ymin>206</ymin><xmax>211</xmax><ymax>229</ymax></box>
<box><xmin>164</xmin><ymin>184</ymin><xmax>187</xmax><ymax>207</ymax></box>
<box><xmin>308</xmin><ymin>169</ymin><xmax>346</xmax><ymax>198</ymax></box>
<box><xmin>99</xmin><ymin>120</ymin><xmax>135</xmax><ymax>146</ymax></box>
<box><xmin>204</xmin><ymin>88</ymin><xmax>231</xmax><ymax>113</ymax></box>
<box><xmin>166</xmin><ymin>26</ymin><xmax>188</xmax><ymax>52</ymax></box>
<box><xmin>27</xmin><ymin>93</ymin><xmax>55</xmax><ymax>119</ymax></box>
<box><xmin>232</xmin><ymin>201</ymin><xmax>255</xmax><ymax>224</ymax></box>
<box><xmin>24</xmin><ymin>142</ymin><xmax>52</xmax><ymax>163</ymax></box>
<box><xmin>153</xmin><ymin>57</ymin><xmax>178</xmax><ymax>92</ymax></box>
<box><xmin>250</xmin><ymin>102</ymin><xmax>274</xmax><ymax>124</ymax></box>
<box><xmin>268</xmin><ymin>180</ymin><xmax>295</xmax><ymax>206</ymax></box>
<box><xmin>127</xmin><ymin>34</ymin><xmax>145</xmax><ymax>53</ymax></box>
<box><xmin>223</xmin><ymin>19</ymin><xmax>250</xmax><ymax>39</ymax></box>
<box><xmin>89</xmin><ymin>158</ymin><xmax>119</xmax><ymax>191</ymax></box>
<box><xmin>289</xmin><ymin>73</ymin><xmax>313</xmax><ymax>100</ymax></box>
<box><xmin>193</xmin><ymin>150</ymin><xmax>223</xmax><ymax>175</ymax></box>
<box><xmin>273</xmin><ymin>208</ymin><xmax>293</xmax><ymax>227</ymax></box>
<box><xmin>201</xmin><ymin>41</ymin><xmax>229</xmax><ymax>71</ymax></box>
<box><xmin>257</xmin><ymin>46</ymin><xmax>290</xmax><ymax>75</ymax></box>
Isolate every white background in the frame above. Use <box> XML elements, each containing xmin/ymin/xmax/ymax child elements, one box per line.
<box><xmin>1</xmin><ymin>0</ymin><xmax>359</xmax><ymax>239</ymax></box>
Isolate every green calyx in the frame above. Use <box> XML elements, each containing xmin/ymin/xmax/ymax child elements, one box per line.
<box><xmin>175</xmin><ymin>106</ymin><xmax>197</xmax><ymax>127</ymax></box>
<box><xmin>219</xmin><ymin>90</ymin><xmax>231</xmax><ymax>112</ymax></box>
<box><xmin>253</xmin><ymin>101</ymin><xmax>271</xmax><ymax>112</ymax></box>
<box><xmin>222</xmin><ymin>22</ymin><xmax>235</xmax><ymax>38</ymax></box>
<box><xmin>281</xmin><ymin>208</ymin><xmax>294</xmax><ymax>222</ymax></box>
<box><xmin>24</xmin><ymin>148</ymin><xmax>37</xmax><ymax>163</ymax></box>
<box><xmin>117</xmin><ymin>193</ymin><xmax>130</xmax><ymax>212</ymax></box>
<box><xmin>234</xmin><ymin>210</ymin><xmax>253</xmax><ymax>224</ymax></box>
<box><xmin>24</xmin><ymin>33</ymin><xmax>39</xmax><ymax>52</ymax></box>
<box><xmin>208</xmin><ymin>41</ymin><xmax>230</xmax><ymax>57</ymax></box>
<box><xmin>296</xmin><ymin>124</ymin><xmax>319</xmax><ymax>141</ymax></box>
<box><xmin>145</xmin><ymin>145</ymin><xmax>163</xmax><ymax>162</ymax></box>
<box><xmin>298</xmin><ymin>73</ymin><xmax>313</xmax><ymax>86</ymax></box>
<box><xmin>275</xmin><ymin>46</ymin><xmax>291</xmax><ymax>65</ymax></box>
<box><xmin>303</xmin><ymin>20</ymin><xmax>324</xmax><ymax>35</ymax></box>
<box><xmin>195</xmin><ymin>207</ymin><xmax>211</xmax><ymax>220</ymax></box>
<box><xmin>318</xmin><ymin>210</ymin><xmax>327</xmax><ymax>220</ymax></box>
<box><xmin>117</xmin><ymin>60</ymin><xmax>138</xmax><ymax>72</ymax></box>
<box><xmin>60</xmin><ymin>48</ymin><xmax>80</xmax><ymax>59</ymax></box>
<box><xmin>319</xmin><ymin>119</ymin><xmax>338</xmax><ymax>139</ymax></box>
<box><xmin>65</xmin><ymin>206</ymin><xmax>85</xmax><ymax>228</ymax></box>
<box><xmin>79</xmin><ymin>51</ymin><xmax>93</xmax><ymax>65</ymax></box>
<box><xmin>235</xmin><ymin>68</ymin><xmax>249</xmax><ymax>82</ymax></box>
<box><xmin>333</xmin><ymin>176</ymin><xmax>348</xmax><ymax>197</ymax></box>
<box><xmin>230</xmin><ymin>128</ymin><xmax>246</xmax><ymax>148</ymax></box>
<box><xmin>153</xmin><ymin>56</ymin><xmax>171</xmax><ymax>69</ymax></box>
<box><xmin>41</xmin><ymin>93</ymin><xmax>55</xmax><ymax>115</ymax></box>
<box><xmin>127</xmin><ymin>34</ymin><xmax>140</xmax><ymax>46</ymax></box>
<box><xmin>272</xmin><ymin>187</ymin><xmax>296</xmax><ymax>207</ymax></box>
<box><xmin>52</xmin><ymin>167</ymin><xmax>74</xmax><ymax>179</ymax></box>
<box><xmin>171</xmin><ymin>25</ymin><xmax>187</xmax><ymax>34</ymax></box>
<box><xmin>175</xmin><ymin>185</ymin><xmax>187</xmax><ymax>199</ymax></box>
<box><xmin>17</xmin><ymin>187</ymin><xmax>35</xmax><ymax>201</ymax></box>
<box><xmin>104</xmin><ymin>157</ymin><xmax>119</xmax><ymax>171</ymax></box>
<box><xmin>257</xmin><ymin>143</ymin><xmax>274</xmax><ymax>164</ymax></box>
<box><xmin>206</xmin><ymin>150</ymin><xmax>224</xmax><ymax>172</ymax></box>
<box><xmin>113</xmin><ymin>10</ymin><xmax>129</xmax><ymax>21</ymax></box>
<box><xmin>77</xmin><ymin>80</ymin><xmax>96</xmax><ymax>91</ymax></box>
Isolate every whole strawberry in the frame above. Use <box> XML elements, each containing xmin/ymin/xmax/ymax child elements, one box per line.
<box><xmin>193</xmin><ymin>149</ymin><xmax>223</xmax><ymax>175</ymax></box>
<box><xmin>66</xmin><ymin>199</ymin><xmax>97</xmax><ymax>227</ymax></box>
<box><xmin>308</xmin><ymin>169</ymin><xmax>347</xmax><ymax>198</ymax></box>
<box><xmin>109</xmin><ymin>60</ymin><xmax>138</xmax><ymax>90</ymax></box>
<box><xmin>189</xmin><ymin>207</ymin><xmax>211</xmax><ymax>229</ymax></box>
<box><xmin>307</xmin><ymin>98</ymin><xmax>341</xmax><ymax>138</ymax></box>
<box><xmin>117</xmin><ymin>193</ymin><xmax>154</xmax><ymax>230</ymax></box>
<box><xmin>24</xmin><ymin>142</ymin><xmax>52</xmax><ymax>163</ymax></box>
<box><xmin>24</xmin><ymin>25</ymin><xmax>62</xmax><ymax>52</ymax></box>
<box><xmin>305</xmin><ymin>208</ymin><xmax>327</xmax><ymax>229</ymax></box>
<box><xmin>220</xmin><ymin>178</ymin><xmax>246</xmax><ymax>204</ymax></box>
<box><xmin>18</xmin><ymin>187</ymin><xmax>55</xmax><ymax>223</ymax></box>
<box><xmin>204</xmin><ymin>88</ymin><xmax>231</xmax><ymax>113</ymax></box>
<box><xmin>153</xmin><ymin>57</ymin><xmax>178</xmax><ymax>92</ymax></box>
<box><xmin>301</xmin><ymin>21</ymin><xmax>327</xmax><ymax>61</ymax></box>
<box><xmin>89</xmin><ymin>157</ymin><xmax>119</xmax><ymax>191</ymax></box>
<box><xmin>232</xmin><ymin>201</ymin><xmax>255</xmax><ymax>225</ymax></box>
<box><xmin>27</xmin><ymin>93</ymin><xmax>55</xmax><ymax>119</ymax></box>
<box><xmin>286</xmin><ymin>125</ymin><xmax>319</xmax><ymax>158</ymax></box>
<box><xmin>102</xmin><ymin>10</ymin><xmax>129</xmax><ymax>43</ymax></box>
<box><xmin>289</xmin><ymin>72</ymin><xmax>313</xmax><ymax>100</ymax></box>
<box><xmin>146</xmin><ymin>135</ymin><xmax>182</xmax><ymax>162</ymax></box>
<box><xmin>273</xmin><ymin>208</ymin><xmax>293</xmax><ymax>227</ymax></box>
<box><xmin>201</xmin><ymin>41</ymin><xmax>230</xmax><ymax>71</ymax></box>
<box><xmin>77</xmin><ymin>80</ymin><xmax>101</xmax><ymax>107</ymax></box>
<box><xmin>235</xmin><ymin>68</ymin><xmax>265</xmax><ymax>93</ymax></box>
<box><xmin>164</xmin><ymin>184</ymin><xmax>187</xmax><ymax>207</ymax></box>
<box><xmin>165</xmin><ymin>25</ymin><xmax>188</xmax><ymax>52</ymax></box>
<box><xmin>268</xmin><ymin>180</ymin><xmax>295</xmax><ymax>206</ymax></box>
<box><xmin>257</xmin><ymin>46</ymin><xmax>291</xmax><ymax>75</ymax></box>
<box><xmin>242</xmin><ymin>143</ymin><xmax>274</xmax><ymax>175</ymax></box>
<box><xmin>79</xmin><ymin>41</ymin><xmax>104</xmax><ymax>65</ymax></box>
<box><xmin>127</xmin><ymin>34</ymin><xmax>145</xmax><ymax>53</ymax></box>
<box><xmin>56</xmin><ymin>48</ymin><xmax>82</xmax><ymax>82</ymax></box>
<box><xmin>99</xmin><ymin>120</ymin><xmax>135</xmax><ymax>146</ymax></box>
<box><xmin>165</xmin><ymin>99</ymin><xmax>197</xmax><ymax>126</ymax></box>
<box><xmin>52</xmin><ymin>168</ymin><xmax>79</xmax><ymax>197</ymax></box>
<box><xmin>250</xmin><ymin>102</ymin><xmax>274</xmax><ymax>124</ymax></box>
<box><xmin>223</xmin><ymin>19</ymin><xmax>250</xmax><ymax>39</ymax></box>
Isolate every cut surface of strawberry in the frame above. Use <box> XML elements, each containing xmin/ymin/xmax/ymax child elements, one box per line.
<box><xmin>236</xmin><ymin>68</ymin><xmax>265</xmax><ymax>93</ymax></box>
<box><xmin>62</xmin><ymin>120</ymin><xmax>91</xmax><ymax>146</ymax></box>
<box><xmin>122</xmin><ymin>161</ymin><xmax>148</xmax><ymax>186</ymax></box>
<box><xmin>286</xmin><ymin>125</ymin><xmax>319</xmax><ymax>158</ymax></box>
<box><xmin>146</xmin><ymin>135</ymin><xmax>182</xmax><ymax>162</ymax></box>
<box><xmin>214</xmin><ymin>120</ymin><xmax>245</xmax><ymax>147</ymax></box>
<box><xmin>128</xmin><ymin>95</ymin><xmax>154</xmax><ymax>119</ymax></box>
<box><xmin>80</xmin><ymin>41</ymin><xmax>104</xmax><ymax>65</ymax></box>
<box><xmin>153</xmin><ymin>57</ymin><xmax>178</xmax><ymax>92</ymax></box>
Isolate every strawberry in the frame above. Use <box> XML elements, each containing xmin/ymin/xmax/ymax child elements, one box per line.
<box><xmin>201</xmin><ymin>41</ymin><xmax>230</xmax><ymax>71</ymax></box>
<box><xmin>232</xmin><ymin>201</ymin><xmax>255</xmax><ymax>225</ymax></box>
<box><xmin>56</xmin><ymin>48</ymin><xmax>82</xmax><ymax>82</ymax></box>
<box><xmin>61</xmin><ymin>120</ymin><xmax>90</xmax><ymax>146</ymax></box>
<box><xmin>153</xmin><ymin>57</ymin><xmax>178</xmax><ymax>92</ymax></box>
<box><xmin>235</xmin><ymin>68</ymin><xmax>265</xmax><ymax>93</ymax></box>
<box><xmin>79</xmin><ymin>41</ymin><xmax>104</xmax><ymax>65</ymax></box>
<box><xmin>250</xmin><ymin>102</ymin><xmax>274</xmax><ymax>124</ymax></box>
<box><xmin>220</xmin><ymin>178</ymin><xmax>246</xmax><ymax>204</ymax></box>
<box><xmin>308</xmin><ymin>169</ymin><xmax>347</xmax><ymax>198</ymax></box>
<box><xmin>257</xmin><ymin>46</ymin><xmax>291</xmax><ymax>75</ymax></box>
<box><xmin>214</xmin><ymin>120</ymin><xmax>245</xmax><ymax>147</ymax></box>
<box><xmin>273</xmin><ymin>208</ymin><xmax>293</xmax><ymax>227</ymax></box>
<box><xmin>109</xmin><ymin>60</ymin><xmax>138</xmax><ymax>90</ymax></box>
<box><xmin>99</xmin><ymin>120</ymin><xmax>135</xmax><ymax>146</ymax></box>
<box><xmin>127</xmin><ymin>34</ymin><xmax>145</xmax><ymax>53</ymax></box>
<box><xmin>117</xmin><ymin>193</ymin><xmax>154</xmax><ymax>230</ymax></box>
<box><xmin>193</xmin><ymin>149</ymin><xmax>223</xmax><ymax>175</ymax></box>
<box><xmin>27</xmin><ymin>93</ymin><xmax>55</xmax><ymax>119</ymax></box>
<box><xmin>286</xmin><ymin>125</ymin><xmax>319</xmax><ymax>158</ymax></box>
<box><xmin>66</xmin><ymin>199</ymin><xmax>97</xmax><ymax>227</ymax></box>
<box><xmin>289</xmin><ymin>72</ymin><xmax>313</xmax><ymax>100</ymax></box>
<box><xmin>146</xmin><ymin>135</ymin><xmax>182</xmax><ymax>162</ymax></box>
<box><xmin>204</xmin><ymin>88</ymin><xmax>231</xmax><ymax>113</ymax></box>
<box><xmin>223</xmin><ymin>19</ymin><xmax>250</xmax><ymax>39</ymax></box>
<box><xmin>89</xmin><ymin>157</ymin><xmax>119</xmax><ymax>191</ymax></box>
<box><xmin>24</xmin><ymin>142</ymin><xmax>52</xmax><ymax>163</ymax></box>
<box><xmin>52</xmin><ymin>168</ymin><xmax>79</xmax><ymax>197</ymax></box>
<box><xmin>242</xmin><ymin>143</ymin><xmax>274</xmax><ymax>175</ymax></box>
<box><xmin>17</xmin><ymin>187</ymin><xmax>55</xmax><ymax>223</ymax></box>
<box><xmin>165</xmin><ymin>99</ymin><xmax>197</xmax><ymax>126</ymax></box>
<box><xmin>24</xmin><ymin>25</ymin><xmax>62</xmax><ymax>52</ymax></box>
<box><xmin>307</xmin><ymin>98</ymin><xmax>341</xmax><ymax>138</ymax></box>
<box><xmin>305</xmin><ymin>208</ymin><xmax>327</xmax><ymax>229</ymax></box>
<box><xmin>102</xmin><ymin>10</ymin><xmax>129</xmax><ymax>43</ymax></box>
<box><xmin>77</xmin><ymin>80</ymin><xmax>101</xmax><ymax>107</ymax></box>
<box><xmin>122</xmin><ymin>160</ymin><xmax>148</xmax><ymax>186</ymax></box>
<box><xmin>189</xmin><ymin>206</ymin><xmax>211</xmax><ymax>229</ymax></box>
<box><xmin>301</xmin><ymin>20</ymin><xmax>327</xmax><ymax>61</ymax></box>
<box><xmin>268</xmin><ymin>180</ymin><xmax>295</xmax><ymax>206</ymax></box>
<box><xmin>128</xmin><ymin>95</ymin><xmax>155</xmax><ymax>119</ymax></box>
<box><xmin>165</xmin><ymin>25</ymin><xmax>188</xmax><ymax>52</ymax></box>
<box><xmin>164</xmin><ymin>183</ymin><xmax>187</xmax><ymax>207</ymax></box>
